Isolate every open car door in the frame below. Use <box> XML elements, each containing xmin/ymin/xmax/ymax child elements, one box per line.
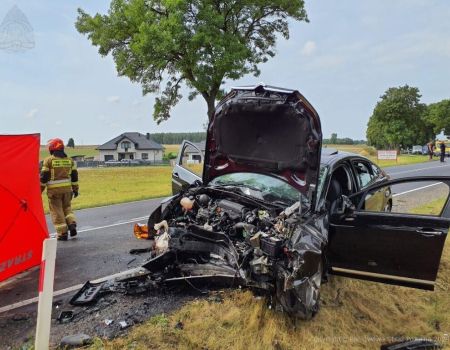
<box><xmin>327</xmin><ymin>176</ymin><xmax>450</xmax><ymax>290</ymax></box>
<box><xmin>172</xmin><ymin>140</ymin><xmax>203</xmax><ymax>194</ymax></box>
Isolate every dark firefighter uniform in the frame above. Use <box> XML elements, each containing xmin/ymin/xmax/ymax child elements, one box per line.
<box><xmin>40</xmin><ymin>138</ymin><xmax>79</xmax><ymax>240</ymax></box>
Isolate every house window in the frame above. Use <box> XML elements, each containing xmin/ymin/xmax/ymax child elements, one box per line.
<box><xmin>121</xmin><ymin>141</ymin><xmax>131</xmax><ymax>150</ymax></box>
<box><xmin>104</xmin><ymin>155</ymin><xmax>114</xmax><ymax>161</ymax></box>
<box><xmin>142</xmin><ymin>153</ymin><xmax>148</xmax><ymax>160</ymax></box>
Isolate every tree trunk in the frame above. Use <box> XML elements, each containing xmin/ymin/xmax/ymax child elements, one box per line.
<box><xmin>206</xmin><ymin>96</ymin><xmax>216</xmax><ymax>121</ymax></box>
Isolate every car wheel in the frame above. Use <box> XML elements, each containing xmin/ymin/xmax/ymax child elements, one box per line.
<box><xmin>277</xmin><ymin>260</ymin><xmax>323</xmax><ymax>320</ymax></box>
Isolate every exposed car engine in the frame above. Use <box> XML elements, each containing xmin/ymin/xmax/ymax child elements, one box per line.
<box><xmin>137</xmin><ymin>186</ymin><xmax>326</xmax><ymax>320</ymax></box>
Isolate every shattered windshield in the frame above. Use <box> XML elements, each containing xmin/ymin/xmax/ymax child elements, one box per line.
<box><xmin>210</xmin><ymin>173</ymin><xmax>300</xmax><ymax>205</ymax></box>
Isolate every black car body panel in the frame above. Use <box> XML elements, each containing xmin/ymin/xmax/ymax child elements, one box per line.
<box><xmin>328</xmin><ymin>176</ymin><xmax>450</xmax><ymax>290</ymax></box>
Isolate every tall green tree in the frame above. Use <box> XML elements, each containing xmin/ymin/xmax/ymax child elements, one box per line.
<box><xmin>75</xmin><ymin>0</ymin><xmax>308</xmax><ymax>123</ymax></box>
<box><xmin>425</xmin><ymin>99</ymin><xmax>450</xmax><ymax>135</ymax></box>
<box><xmin>67</xmin><ymin>138</ymin><xmax>75</xmax><ymax>148</ymax></box>
<box><xmin>330</xmin><ymin>133</ymin><xmax>337</xmax><ymax>144</ymax></box>
<box><xmin>366</xmin><ymin>85</ymin><xmax>432</xmax><ymax>149</ymax></box>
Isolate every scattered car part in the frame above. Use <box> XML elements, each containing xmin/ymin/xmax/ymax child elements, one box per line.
<box><xmin>70</xmin><ymin>281</ymin><xmax>109</xmax><ymax>306</ymax></box>
<box><xmin>57</xmin><ymin>310</ymin><xmax>74</xmax><ymax>324</ymax></box>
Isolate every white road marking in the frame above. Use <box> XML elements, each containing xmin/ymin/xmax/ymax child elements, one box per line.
<box><xmin>392</xmin><ymin>182</ymin><xmax>442</xmax><ymax>197</ymax></box>
<box><xmin>71</xmin><ymin>197</ymin><xmax>162</xmax><ymax>212</ymax></box>
<box><xmin>48</xmin><ymin>216</ymin><xmax>148</xmax><ymax>237</ymax></box>
<box><xmin>0</xmin><ymin>267</ymin><xmax>142</xmax><ymax>314</ymax></box>
<box><xmin>387</xmin><ymin>163</ymin><xmax>450</xmax><ymax>176</ymax></box>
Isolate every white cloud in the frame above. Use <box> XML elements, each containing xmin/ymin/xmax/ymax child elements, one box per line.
<box><xmin>106</xmin><ymin>96</ymin><xmax>120</xmax><ymax>103</ymax></box>
<box><xmin>301</xmin><ymin>41</ymin><xmax>317</xmax><ymax>56</ymax></box>
<box><xmin>25</xmin><ymin>108</ymin><xmax>38</xmax><ymax>119</ymax></box>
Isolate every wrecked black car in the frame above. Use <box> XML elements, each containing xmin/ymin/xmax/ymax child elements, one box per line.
<box><xmin>74</xmin><ymin>85</ymin><xmax>450</xmax><ymax>320</ymax></box>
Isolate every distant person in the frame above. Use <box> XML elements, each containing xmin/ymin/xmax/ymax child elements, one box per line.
<box><xmin>427</xmin><ymin>141</ymin><xmax>435</xmax><ymax>160</ymax></box>
<box><xmin>440</xmin><ymin>142</ymin><xmax>446</xmax><ymax>163</ymax></box>
<box><xmin>40</xmin><ymin>138</ymin><xmax>79</xmax><ymax>241</ymax></box>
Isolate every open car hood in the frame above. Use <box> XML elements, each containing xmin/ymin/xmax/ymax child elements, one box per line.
<box><xmin>203</xmin><ymin>84</ymin><xmax>322</xmax><ymax>203</ymax></box>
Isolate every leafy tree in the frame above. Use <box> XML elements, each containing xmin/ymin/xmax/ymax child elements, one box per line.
<box><xmin>67</xmin><ymin>138</ymin><xmax>75</xmax><ymax>148</ymax></box>
<box><xmin>366</xmin><ymin>85</ymin><xmax>432</xmax><ymax>149</ymax></box>
<box><xmin>330</xmin><ymin>133</ymin><xmax>337</xmax><ymax>144</ymax></box>
<box><xmin>75</xmin><ymin>0</ymin><xmax>308</xmax><ymax>122</ymax></box>
<box><xmin>425</xmin><ymin>99</ymin><xmax>450</xmax><ymax>135</ymax></box>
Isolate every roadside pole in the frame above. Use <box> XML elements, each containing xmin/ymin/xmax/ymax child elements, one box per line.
<box><xmin>35</xmin><ymin>238</ymin><xmax>57</xmax><ymax>350</ymax></box>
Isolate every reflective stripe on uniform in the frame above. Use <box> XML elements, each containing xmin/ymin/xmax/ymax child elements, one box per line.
<box><xmin>47</xmin><ymin>179</ymin><xmax>71</xmax><ymax>189</ymax></box>
<box><xmin>71</xmin><ymin>182</ymin><xmax>78</xmax><ymax>185</ymax></box>
<box><xmin>41</xmin><ymin>166</ymin><xmax>49</xmax><ymax>171</ymax></box>
<box><xmin>65</xmin><ymin>213</ymin><xmax>76</xmax><ymax>221</ymax></box>
<box><xmin>52</xmin><ymin>159</ymin><xmax>72</xmax><ymax>168</ymax></box>
<box><xmin>54</xmin><ymin>223</ymin><xmax>68</xmax><ymax>234</ymax></box>
<box><xmin>72</xmin><ymin>162</ymin><xmax>77</xmax><ymax>170</ymax></box>
<box><xmin>40</xmin><ymin>182</ymin><xmax>46</xmax><ymax>187</ymax></box>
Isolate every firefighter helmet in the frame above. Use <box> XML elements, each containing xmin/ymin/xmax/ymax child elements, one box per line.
<box><xmin>47</xmin><ymin>138</ymin><xmax>65</xmax><ymax>151</ymax></box>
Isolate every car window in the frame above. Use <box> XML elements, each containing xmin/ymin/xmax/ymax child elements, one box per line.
<box><xmin>179</xmin><ymin>142</ymin><xmax>204</xmax><ymax>177</ymax></box>
<box><xmin>358</xmin><ymin>180</ymin><xmax>450</xmax><ymax>216</ymax></box>
<box><xmin>353</xmin><ymin>160</ymin><xmax>376</xmax><ymax>189</ymax></box>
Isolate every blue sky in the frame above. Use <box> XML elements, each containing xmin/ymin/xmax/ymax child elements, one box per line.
<box><xmin>1</xmin><ymin>0</ymin><xmax>450</xmax><ymax>145</ymax></box>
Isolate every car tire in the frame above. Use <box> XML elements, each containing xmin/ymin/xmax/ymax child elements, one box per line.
<box><xmin>276</xmin><ymin>259</ymin><xmax>323</xmax><ymax>320</ymax></box>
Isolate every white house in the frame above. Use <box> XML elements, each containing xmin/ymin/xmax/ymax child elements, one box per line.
<box><xmin>97</xmin><ymin>132</ymin><xmax>164</xmax><ymax>162</ymax></box>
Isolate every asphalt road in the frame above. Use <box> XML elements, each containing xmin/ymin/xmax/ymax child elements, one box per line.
<box><xmin>1</xmin><ymin>159</ymin><xmax>450</xmax><ymax>311</ymax></box>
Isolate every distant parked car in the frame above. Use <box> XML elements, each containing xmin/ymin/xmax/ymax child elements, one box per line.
<box><xmin>411</xmin><ymin>145</ymin><xmax>423</xmax><ymax>154</ymax></box>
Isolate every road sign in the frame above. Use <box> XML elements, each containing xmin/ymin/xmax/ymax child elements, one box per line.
<box><xmin>377</xmin><ymin>150</ymin><xmax>398</xmax><ymax>161</ymax></box>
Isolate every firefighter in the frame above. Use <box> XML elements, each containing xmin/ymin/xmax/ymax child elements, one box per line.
<box><xmin>40</xmin><ymin>138</ymin><xmax>79</xmax><ymax>241</ymax></box>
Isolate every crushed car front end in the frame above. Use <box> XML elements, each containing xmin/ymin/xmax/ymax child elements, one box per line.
<box><xmin>137</xmin><ymin>84</ymin><xmax>325</xmax><ymax>319</ymax></box>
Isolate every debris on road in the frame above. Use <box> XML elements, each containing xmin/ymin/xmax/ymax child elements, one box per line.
<box><xmin>60</xmin><ymin>333</ymin><xmax>92</xmax><ymax>348</ymax></box>
<box><xmin>57</xmin><ymin>310</ymin><xmax>74</xmax><ymax>324</ymax></box>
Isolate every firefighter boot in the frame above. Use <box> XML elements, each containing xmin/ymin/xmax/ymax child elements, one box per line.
<box><xmin>57</xmin><ymin>233</ymin><xmax>68</xmax><ymax>241</ymax></box>
<box><xmin>69</xmin><ymin>223</ymin><xmax>77</xmax><ymax>237</ymax></box>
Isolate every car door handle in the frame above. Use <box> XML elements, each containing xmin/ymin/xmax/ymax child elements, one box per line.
<box><xmin>173</xmin><ymin>172</ymin><xmax>179</xmax><ymax>178</ymax></box>
<box><xmin>416</xmin><ymin>228</ymin><xmax>444</xmax><ymax>236</ymax></box>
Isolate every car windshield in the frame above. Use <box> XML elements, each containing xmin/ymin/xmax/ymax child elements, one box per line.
<box><xmin>210</xmin><ymin>167</ymin><xmax>329</xmax><ymax>206</ymax></box>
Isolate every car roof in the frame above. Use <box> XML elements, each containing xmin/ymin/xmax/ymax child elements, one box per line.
<box><xmin>320</xmin><ymin>149</ymin><xmax>371</xmax><ymax>166</ymax></box>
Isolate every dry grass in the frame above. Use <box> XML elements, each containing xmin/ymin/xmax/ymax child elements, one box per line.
<box><xmin>89</xmin><ymin>198</ymin><xmax>450</xmax><ymax>350</ymax></box>
<box><xmin>89</xmin><ymin>241</ymin><xmax>450</xmax><ymax>350</ymax></box>
<box><xmin>41</xmin><ymin>166</ymin><xmax>172</xmax><ymax>213</ymax></box>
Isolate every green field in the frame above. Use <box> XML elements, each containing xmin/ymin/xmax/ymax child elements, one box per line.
<box><xmin>41</xmin><ymin>166</ymin><xmax>172</xmax><ymax>213</ymax></box>
<box><xmin>39</xmin><ymin>145</ymin><xmax>99</xmax><ymax>160</ymax></box>
<box><xmin>326</xmin><ymin>144</ymin><xmax>430</xmax><ymax>167</ymax></box>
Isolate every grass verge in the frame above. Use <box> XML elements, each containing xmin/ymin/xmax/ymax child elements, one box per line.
<box><xmin>326</xmin><ymin>144</ymin><xmax>431</xmax><ymax>167</ymax></box>
<box><xmin>41</xmin><ymin>166</ymin><xmax>172</xmax><ymax>213</ymax></box>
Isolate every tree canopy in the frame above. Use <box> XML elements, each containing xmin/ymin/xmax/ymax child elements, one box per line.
<box><xmin>67</xmin><ymin>138</ymin><xmax>75</xmax><ymax>148</ymax></box>
<box><xmin>425</xmin><ymin>99</ymin><xmax>450</xmax><ymax>135</ymax></box>
<box><xmin>76</xmin><ymin>0</ymin><xmax>308</xmax><ymax>122</ymax></box>
<box><xmin>366</xmin><ymin>85</ymin><xmax>433</xmax><ymax>149</ymax></box>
